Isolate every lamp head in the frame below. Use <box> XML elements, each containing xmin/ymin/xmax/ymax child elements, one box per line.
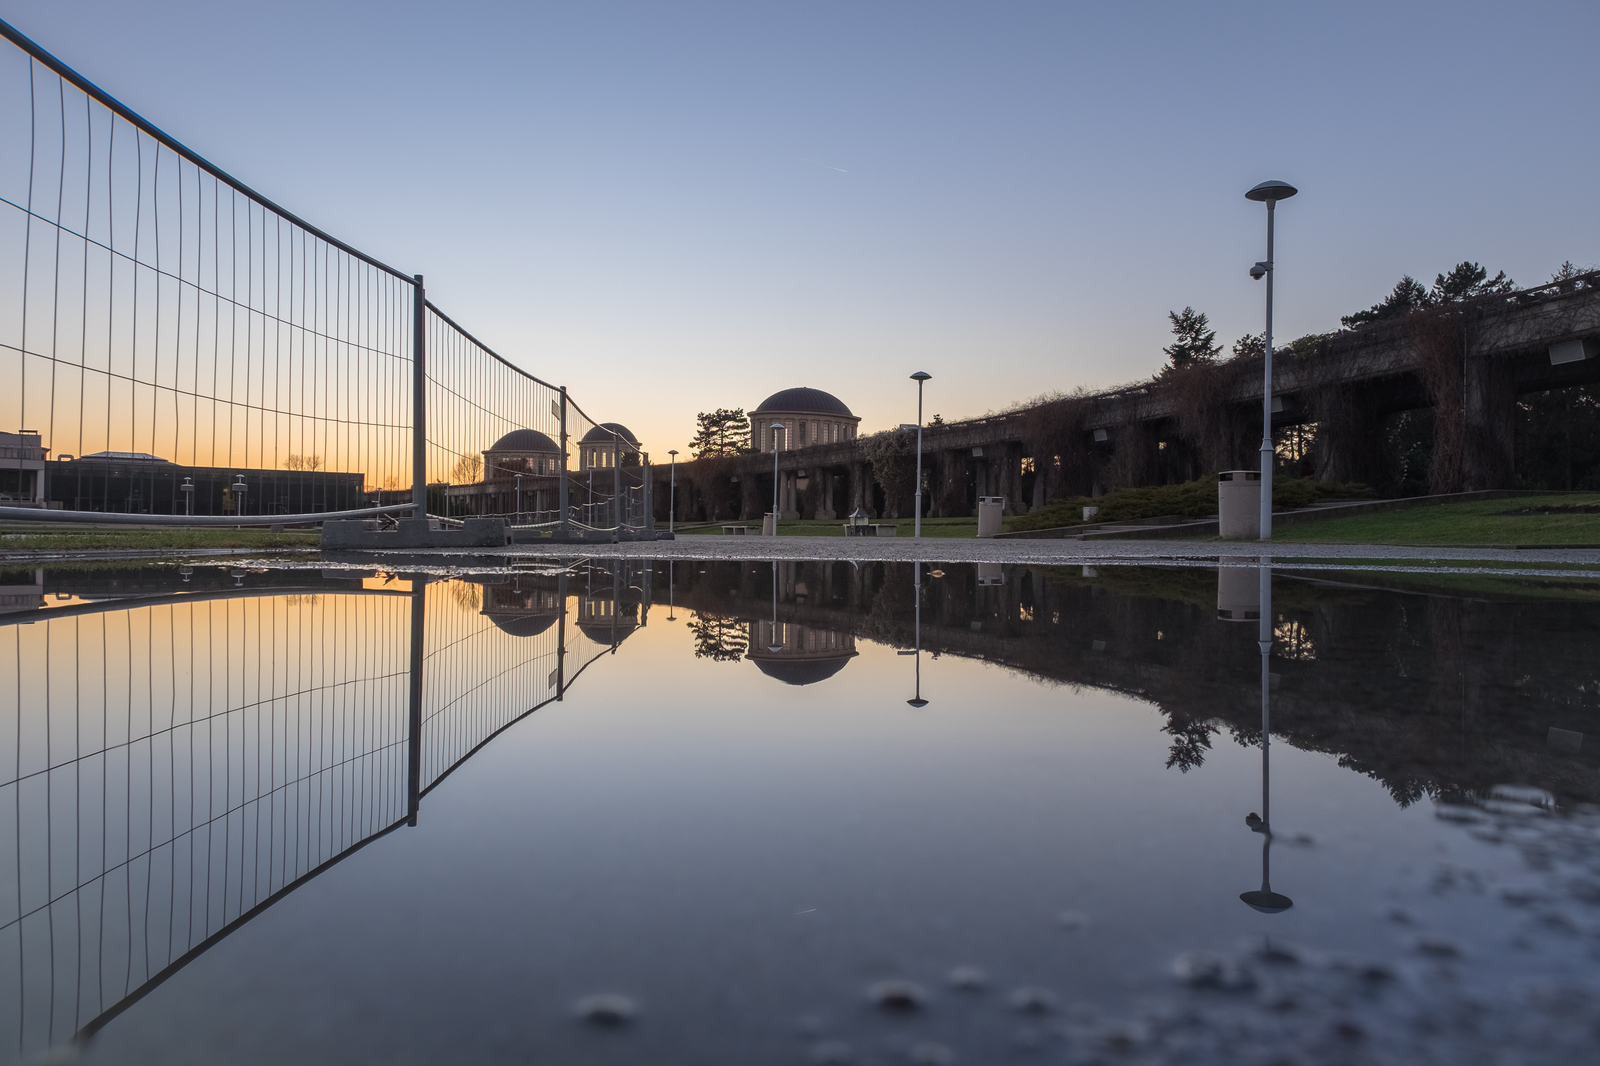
<box><xmin>1249</xmin><ymin>262</ymin><xmax>1268</xmax><ymax>281</ymax></box>
<box><xmin>910</xmin><ymin>371</ymin><xmax>932</xmax><ymax>382</ymax></box>
<box><xmin>668</xmin><ymin>449</ymin><xmax>678</xmax><ymax>456</ymax></box>
<box><xmin>1245</xmin><ymin>179</ymin><xmax>1298</xmax><ymax>203</ymax></box>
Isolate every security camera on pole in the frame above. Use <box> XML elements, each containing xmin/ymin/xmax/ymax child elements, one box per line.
<box><xmin>1245</xmin><ymin>179</ymin><xmax>1297</xmax><ymax>541</ymax></box>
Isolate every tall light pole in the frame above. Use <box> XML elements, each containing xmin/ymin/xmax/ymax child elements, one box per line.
<box><xmin>1245</xmin><ymin>179</ymin><xmax>1297</xmax><ymax>541</ymax></box>
<box><xmin>910</xmin><ymin>372</ymin><xmax>931</xmax><ymax>538</ymax></box>
<box><xmin>770</xmin><ymin>423</ymin><xmax>785</xmax><ymax>535</ymax></box>
<box><xmin>667</xmin><ymin>449</ymin><xmax>678</xmax><ymax>534</ymax></box>
<box><xmin>514</xmin><ymin>471</ymin><xmax>523</xmax><ymax>521</ymax></box>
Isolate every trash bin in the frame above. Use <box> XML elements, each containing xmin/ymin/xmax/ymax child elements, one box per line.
<box><xmin>762</xmin><ymin>512</ymin><xmax>777</xmax><ymax>536</ymax></box>
<box><xmin>977</xmin><ymin>496</ymin><xmax>1005</xmax><ymax>538</ymax></box>
<box><xmin>1217</xmin><ymin>471</ymin><xmax>1260</xmax><ymax>539</ymax></box>
<box><xmin>1216</xmin><ymin>566</ymin><xmax>1261</xmax><ymax>621</ymax></box>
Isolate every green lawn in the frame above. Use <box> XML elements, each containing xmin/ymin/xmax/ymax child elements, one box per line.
<box><xmin>0</xmin><ymin>529</ymin><xmax>321</xmax><ymax>552</ymax></box>
<box><xmin>676</xmin><ymin>516</ymin><xmax>980</xmax><ymax>538</ymax></box>
<box><xmin>1264</xmin><ymin>495</ymin><xmax>1600</xmax><ymax>546</ymax></box>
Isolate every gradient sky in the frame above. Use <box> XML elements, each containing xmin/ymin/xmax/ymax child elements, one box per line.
<box><xmin>7</xmin><ymin>0</ymin><xmax>1596</xmax><ymax>457</ymax></box>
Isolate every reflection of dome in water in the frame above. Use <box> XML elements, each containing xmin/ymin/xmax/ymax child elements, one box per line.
<box><xmin>577</xmin><ymin>619</ymin><xmax>636</xmax><ymax>644</ymax></box>
<box><xmin>747</xmin><ymin>620</ymin><xmax>857</xmax><ymax>686</ymax></box>
<box><xmin>753</xmin><ymin>657</ymin><xmax>853</xmax><ymax>686</ymax></box>
<box><xmin>485</xmin><ymin>612</ymin><xmax>558</xmax><ymax>638</ymax></box>
<box><xmin>480</xmin><ymin>582</ymin><xmax>561</xmax><ymax>637</ymax></box>
<box><xmin>577</xmin><ymin>597</ymin><xmax>639</xmax><ymax>645</ymax></box>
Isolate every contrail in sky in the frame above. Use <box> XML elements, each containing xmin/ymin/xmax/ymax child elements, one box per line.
<box><xmin>797</xmin><ymin>156</ymin><xmax>848</xmax><ymax>172</ymax></box>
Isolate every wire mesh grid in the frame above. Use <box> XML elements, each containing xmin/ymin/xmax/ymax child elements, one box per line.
<box><xmin>0</xmin><ymin>31</ymin><xmax>415</xmax><ymax>516</ymax></box>
<box><xmin>0</xmin><ymin>591</ymin><xmax>413</xmax><ymax>1056</ymax></box>
<box><xmin>0</xmin><ymin>568</ymin><xmax>640</xmax><ymax>1056</ymax></box>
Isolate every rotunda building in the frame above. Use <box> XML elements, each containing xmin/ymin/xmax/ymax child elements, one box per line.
<box><xmin>483</xmin><ymin>428</ymin><xmax>561</xmax><ymax>479</ymax></box>
<box><xmin>578</xmin><ymin>423</ymin><xmax>639</xmax><ymax>469</ymax></box>
<box><xmin>751</xmin><ymin>388</ymin><xmax>859</xmax><ymax>452</ymax></box>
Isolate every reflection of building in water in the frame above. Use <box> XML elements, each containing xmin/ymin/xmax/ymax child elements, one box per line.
<box><xmin>480</xmin><ymin>575</ymin><xmax>564</xmax><ymax>637</ymax></box>
<box><xmin>575</xmin><ymin>561</ymin><xmax>651</xmax><ymax>646</ymax></box>
<box><xmin>746</xmin><ymin>619</ymin><xmax>857</xmax><ymax>685</ymax></box>
<box><xmin>0</xmin><ymin>568</ymin><xmax>43</xmax><ymax>613</ymax></box>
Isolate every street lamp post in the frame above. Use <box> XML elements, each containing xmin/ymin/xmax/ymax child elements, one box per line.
<box><xmin>910</xmin><ymin>372</ymin><xmax>931</xmax><ymax>538</ymax></box>
<box><xmin>770</xmin><ymin>423</ymin><xmax>785</xmax><ymax>536</ymax></box>
<box><xmin>668</xmin><ymin>449</ymin><xmax>678</xmax><ymax>534</ymax></box>
<box><xmin>1245</xmin><ymin>180</ymin><xmax>1297</xmax><ymax>541</ymax></box>
<box><xmin>514</xmin><ymin>472</ymin><xmax>523</xmax><ymax>522</ymax></box>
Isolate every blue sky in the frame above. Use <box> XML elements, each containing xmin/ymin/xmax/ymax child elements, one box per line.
<box><xmin>7</xmin><ymin>0</ymin><xmax>1596</xmax><ymax>455</ymax></box>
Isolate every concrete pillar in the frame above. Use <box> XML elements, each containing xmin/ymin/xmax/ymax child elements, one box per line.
<box><xmin>1461</xmin><ymin>356</ymin><xmax>1517</xmax><ymax>490</ymax></box>
<box><xmin>1312</xmin><ymin>384</ymin><xmax>1389</xmax><ymax>487</ymax></box>
<box><xmin>739</xmin><ymin>470</ymin><xmax>762</xmax><ymax>521</ymax></box>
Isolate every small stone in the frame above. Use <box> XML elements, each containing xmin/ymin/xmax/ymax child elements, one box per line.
<box><xmin>1171</xmin><ymin>952</ymin><xmax>1254</xmax><ymax>991</ymax></box>
<box><xmin>572</xmin><ymin>992</ymin><xmax>637</xmax><ymax>1027</ymax></box>
<box><xmin>947</xmin><ymin>965</ymin><xmax>989</xmax><ymax>992</ymax></box>
<box><xmin>1413</xmin><ymin>935</ymin><xmax>1462</xmax><ymax>959</ymax></box>
<box><xmin>1009</xmin><ymin>986</ymin><xmax>1060</xmax><ymax>1015</ymax></box>
<box><xmin>868</xmin><ymin>979</ymin><xmax>927</xmax><ymax>1013</ymax></box>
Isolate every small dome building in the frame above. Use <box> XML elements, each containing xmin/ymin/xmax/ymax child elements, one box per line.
<box><xmin>483</xmin><ymin>428</ymin><xmax>561</xmax><ymax>479</ymax></box>
<box><xmin>578</xmin><ymin>423</ymin><xmax>639</xmax><ymax>469</ymax></box>
<box><xmin>751</xmin><ymin>388</ymin><xmax>859</xmax><ymax>452</ymax></box>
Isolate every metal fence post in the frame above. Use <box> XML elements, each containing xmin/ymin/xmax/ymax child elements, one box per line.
<box><xmin>411</xmin><ymin>275</ymin><xmax>427</xmax><ymax>518</ymax></box>
<box><xmin>559</xmin><ymin>387</ymin><xmax>570</xmax><ymax>540</ymax></box>
<box><xmin>556</xmin><ymin>569</ymin><xmax>567</xmax><ymax>698</ymax></box>
<box><xmin>643</xmin><ymin>456</ymin><xmax>654</xmax><ymax>533</ymax></box>
<box><xmin>406</xmin><ymin>577</ymin><xmax>425</xmax><ymax>826</ymax></box>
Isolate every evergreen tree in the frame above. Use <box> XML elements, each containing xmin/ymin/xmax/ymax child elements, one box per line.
<box><xmin>1162</xmin><ymin>307</ymin><xmax>1221</xmax><ymax>369</ymax></box>
<box><xmin>1341</xmin><ymin>276</ymin><xmax>1430</xmax><ymax>328</ymax></box>
<box><xmin>689</xmin><ymin>408</ymin><xmax>752</xmax><ymax>459</ymax></box>
<box><xmin>1231</xmin><ymin>333</ymin><xmax>1265</xmax><ymax>360</ymax></box>
<box><xmin>1430</xmin><ymin>261</ymin><xmax>1513</xmax><ymax>303</ymax></box>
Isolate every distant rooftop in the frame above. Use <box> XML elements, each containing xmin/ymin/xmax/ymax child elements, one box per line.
<box><xmin>79</xmin><ymin>451</ymin><xmax>171</xmax><ymax>464</ymax></box>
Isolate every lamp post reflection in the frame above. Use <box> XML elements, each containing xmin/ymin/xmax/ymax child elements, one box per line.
<box><xmin>899</xmin><ymin>563</ymin><xmax>929</xmax><ymax>707</ymax></box>
<box><xmin>1235</xmin><ymin>561</ymin><xmax>1292</xmax><ymax>913</ymax></box>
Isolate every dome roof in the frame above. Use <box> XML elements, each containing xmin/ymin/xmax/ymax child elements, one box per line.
<box><xmin>488</xmin><ymin>428</ymin><xmax>559</xmax><ymax>453</ymax></box>
<box><xmin>753</xmin><ymin>387</ymin><xmax>853</xmax><ymax>417</ymax></box>
<box><xmin>753</xmin><ymin>656</ymin><xmax>853</xmax><ymax>686</ymax></box>
<box><xmin>581</xmin><ymin>422</ymin><xmax>638</xmax><ymax>445</ymax></box>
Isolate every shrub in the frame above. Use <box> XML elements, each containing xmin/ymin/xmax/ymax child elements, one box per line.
<box><xmin>1003</xmin><ymin>476</ymin><xmax>1372</xmax><ymax>532</ymax></box>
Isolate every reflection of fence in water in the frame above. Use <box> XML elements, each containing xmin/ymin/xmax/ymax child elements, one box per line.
<box><xmin>0</xmin><ymin>591</ymin><xmax>413</xmax><ymax>1059</ymax></box>
<box><xmin>0</xmin><ymin>572</ymin><xmax>628</xmax><ymax>1062</ymax></box>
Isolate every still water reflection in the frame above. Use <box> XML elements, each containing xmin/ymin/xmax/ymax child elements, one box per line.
<box><xmin>1</xmin><ymin>559</ymin><xmax>1597</xmax><ymax>1063</ymax></box>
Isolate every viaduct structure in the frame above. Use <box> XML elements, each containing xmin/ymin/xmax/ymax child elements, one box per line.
<box><xmin>655</xmin><ymin>273</ymin><xmax>1600</xmax><ymax>522</ymax></box>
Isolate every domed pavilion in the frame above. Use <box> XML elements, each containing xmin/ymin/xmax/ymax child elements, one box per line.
<box><xmin>578</xmin><ymin>422</ymin><xmax>639</xmax><ymax>470</ymax></box>
<box><xmin>751</xmin><ymin>388</ymin><xmax>859</xmax><ymax>452</ymax></box>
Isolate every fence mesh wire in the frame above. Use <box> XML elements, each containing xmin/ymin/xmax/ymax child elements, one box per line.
<box><xmin>1</xmin><ymin>21</ymin><xmax>624</xmax><ymax>525</ymax></box>
<box><xmin>0</xmin><ymin>564</ymin><xmax>637</xmax><ymax>1058</ymax></box>
<box><xmin>0</xmin><ymin>32</ymin><xmax>415</xmax><ymax>516</ymax></box>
